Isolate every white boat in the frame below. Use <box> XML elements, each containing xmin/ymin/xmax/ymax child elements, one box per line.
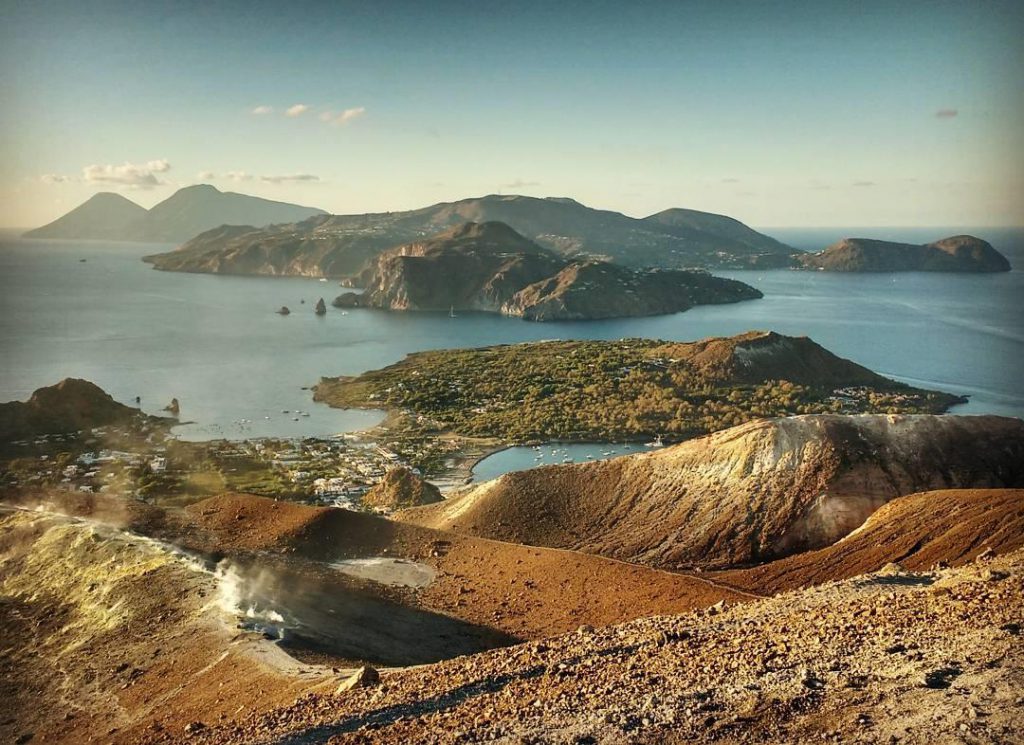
<box><xmin>645</xmin><ymin>435</ymin><xmax>664</xmax><ymax>448</ymax></box>
<box><xmin>449</xmin><ymin>305</ymin><xmax>457</xmax><ymax>318</ymax></box>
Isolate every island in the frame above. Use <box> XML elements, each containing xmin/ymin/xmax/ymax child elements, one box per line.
<box><xmin>331</xmin><ymin>221</ymin><xmax>763</xmax><ymax>321</ymax></box>
<box><xmin>313</xmin><ymin>330</ymin><xmax>966</xmax><ymax>443</ymax></box>
<box><xmin>800</xmin><ymin>234</ymin><xmax>1011</xmax><ymax>273</ymax></box>
<box><xmin>142</xmin><ymin>193</ymin><xmax>799</xmax><ymax>276</ymax></box>
<box><xmin>25</xmin><ymin>184</ymin><xmax>325</xmax><ymax>243</ymax></box>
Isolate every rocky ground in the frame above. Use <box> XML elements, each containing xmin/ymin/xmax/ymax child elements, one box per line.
<box><xmin>173</xmin><ymin>547</ymin><xmax>1024</xmax><ymax>745</ymax></box>
<box><xmin>2</xmin><ymin>488</ymin><xmax>1022</xmax><ymax>744</ymax></box>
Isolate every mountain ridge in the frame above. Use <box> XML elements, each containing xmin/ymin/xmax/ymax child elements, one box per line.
<box><xmin>397</xmin><ymin>413</ymin><xmax>1024</xmax><ymax>569</ymax></box>
<box><xmin>144</xmin><ymin>193</ymin><xmax>799</xmax><ymax>275</ymax></box>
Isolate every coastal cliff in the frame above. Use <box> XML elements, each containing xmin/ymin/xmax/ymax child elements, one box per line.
<box><xmin>332</xmin><ymin>221</ymin><xmax>762</xmax><ymax>321</ymax></box>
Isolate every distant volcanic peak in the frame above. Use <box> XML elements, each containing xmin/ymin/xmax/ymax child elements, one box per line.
<box><xmin>27</xmin><ymin>184</ymin><xmax>326</xmax><ymax>243</ymax></box>
<box><xmin>86</xmin><ymin>191</ymin><xmax>143</xmax><ymax>205</ymax></box>
<box><xmin>176</xmin><ymin>183</ymin><xmax>221</xmax><ymax>195</ymax></box>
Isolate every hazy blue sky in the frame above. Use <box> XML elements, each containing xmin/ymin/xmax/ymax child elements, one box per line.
<box><xmin>2</xmin><ymin>0</ymin><xmax>1022</xmax><ymax>228</ymax></box>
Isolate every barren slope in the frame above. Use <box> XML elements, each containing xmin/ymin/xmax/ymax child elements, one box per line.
<box><xmin>179</xmin><ymin>550</ymin><xmax>1024</xmax><ymax>745</ymax></box>
<box><xmin>182</xmin><ymin>494</ymin><xmax>748</xmax><ymax>641</ymax></box>
<box><xmin>399</xmin><ymin>414</ymin><xmax>1024</xmax><ymax>569</ymax></box>
<box><xmin>720</xmin><ymin>488</ymin><xmax>1024</xmax><ymax>594</ymax></box>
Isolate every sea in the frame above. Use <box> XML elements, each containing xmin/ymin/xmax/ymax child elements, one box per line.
<box><xmin>1</xmin><ymin>227</ymin><xmax>1021</xmax><ymax>479</ymax></box>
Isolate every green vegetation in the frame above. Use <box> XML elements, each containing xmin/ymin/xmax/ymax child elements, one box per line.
<box><xmin>315</xmin><ymin>337</ymin><xmax>963</xmax><ymax>443</ymax></box>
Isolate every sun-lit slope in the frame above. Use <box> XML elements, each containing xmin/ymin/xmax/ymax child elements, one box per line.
<box><xmin>399</xmin><ymin>414</ymin><xmax>1024</xmax><ymax>569</ymax></box>
<box><xmin>719</xmin><ymin>488</ymin><xmax>1024</xmax><ymax>594</ymax></box>
<box><xmin>0</xmin><ymin>509</ymin><xmax>331</xmax><ymax>745</ymax></box>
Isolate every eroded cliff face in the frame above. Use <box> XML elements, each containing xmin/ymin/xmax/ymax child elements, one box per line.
<box><xmin>335</xmin><ymin>221</ymin><xmax>762</xmax><ymax>321</ymax></box>
<box><xmin>399</xmin><ymin>414</ymin><xmax>1024</xmax><ymax>569</ymax></box>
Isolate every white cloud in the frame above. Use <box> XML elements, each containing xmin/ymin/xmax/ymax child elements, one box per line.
<box><xmin>285</xmin><ymin>104</ymin><xmax>310</xmax><ymax>117</ymax></box>
<box><xmin>251</xmin><ymin>105</ymin><xmax>274</xmax><ymax>115</ymax></box>
<box><xmin>331</xmin><ymin>106</ymin><xmax>365</xmax><ymax>126</ymax></box>
<box><xmin>260</xmin><ymin>174</ymin><xmax>320</xmax><ymax>184</ymax></box>
<box><xmin>197</xmin><ymin>170</ymin><xmax>216</xmax><ymax>180</ymax></box>
<box><xmin>225</xmin><ymin>171</ymin><xmax>254</xmax><ymax>182</ymax></box>
<box><xmin>82</xmin><ymin>160</ymin><xmax>171</xmax><ymax>189</ymax></box>
<box><xmin>501</xmin><ymin>178</ymin><xmax>540</xmax><ymax>189</ymax></box>
<box><xmin>40</xmin><ymin>174</ymin><xmax>72</xmax><ymax>184</ymax></box>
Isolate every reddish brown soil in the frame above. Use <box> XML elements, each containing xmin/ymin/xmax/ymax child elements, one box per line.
<box><xmin>179</xmin><ymin>550</ymin><xmax>1024</xmax><ymax>745</ymax></box>
<box><xmin>719</xmin><ymin>488</ymin><xmax>1024</xmax><ymax>595</ymax></box>
<box><xmin>184</xmin><ymin>493</ymin><xmax>748</xmax><ymax>640</ymax></box>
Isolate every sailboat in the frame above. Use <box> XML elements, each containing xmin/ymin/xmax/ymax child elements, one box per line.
<box><xmin>644</xmin><ymin>434</ymin><xmax>664</xmax><ymax>448</ymax></box>
<box><xmin>449</xmin><ymin>305</ymin><xmax>457</xmax><ymax>318</ymax></box>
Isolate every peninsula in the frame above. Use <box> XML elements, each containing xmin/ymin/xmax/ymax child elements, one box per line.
<box><xmin>314</xmin><ymin>331</ymin><xmax>966</xmax><ymax>443</ymax></box>
<box><xmin>332</xmin><ymin>221</ymin><xmax>762</xmax><ymax>321</ymax></box>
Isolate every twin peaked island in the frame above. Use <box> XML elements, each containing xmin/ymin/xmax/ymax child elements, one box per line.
<box><xmin>26</xmin><ymin>187</ymin><xmax>1012</xmax><ymax>321</ymax></box>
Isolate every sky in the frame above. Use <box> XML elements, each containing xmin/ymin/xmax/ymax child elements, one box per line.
<box><xmin>1</xmin><ymin>0</ymin><xmax>1022</xmax><ymax>229</ymax></box>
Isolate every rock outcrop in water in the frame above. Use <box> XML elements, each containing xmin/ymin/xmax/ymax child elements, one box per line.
<box><xmin>800</xmin><ymin>234</ymin><xmax>1011</xmax><ymax>272</ymax></box>
<box><xmin>398</xmin><ymin>414</ymin><xmax>1024</xmax><ymax>569</ymax></box>
<box><xmin>0</xmin><ymin>379</ymin><xmax>157</xmax><ymax>441</ymax></box>
<box><xmin>143</xmin><ymin>193</ymin><xmax>798</xmax><ymax>276</ymax></box>
<box><xmin>331</xmin><ymin>221</ymin><xmax>762</xmax><ymax>321</ymax></box>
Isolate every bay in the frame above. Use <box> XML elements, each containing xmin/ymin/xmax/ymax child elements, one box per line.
<box><xmin>1</xmin><ymin>228</ymin><xmax>1021</xmax><ymax>446</ymax></box>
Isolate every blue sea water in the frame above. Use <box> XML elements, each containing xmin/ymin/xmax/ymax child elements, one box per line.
<box><xmin>1</xmin><ymin>229</ymin><xmax>1021</xmax><ymax>453</ymax></box>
